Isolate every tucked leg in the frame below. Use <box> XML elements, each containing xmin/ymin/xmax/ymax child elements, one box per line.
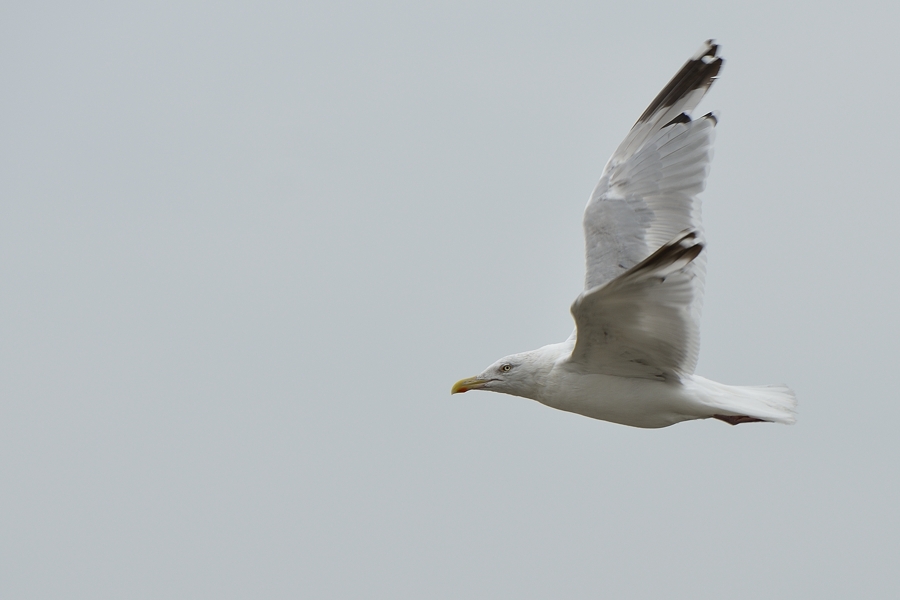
<box><xmin>712</xmin><ymin>414</ymin><xmax>767</xmax><ymax>425</ymax></box>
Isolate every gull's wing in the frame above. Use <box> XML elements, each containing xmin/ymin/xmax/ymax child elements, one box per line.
<box><xmin>583</xmin><ymin>40</ymin><xmax>722</xmax><ymax>291</ymax></box>
<box><xmin>568</xmin><ymin>231</ymin><xmax>704</xmax><ymax>380</ymax></box>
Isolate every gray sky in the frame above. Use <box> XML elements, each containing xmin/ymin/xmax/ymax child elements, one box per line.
<box><xmin>2</xmin><ymin>1</ymin><xmax>899</xmax><ymax>598</ymax></box>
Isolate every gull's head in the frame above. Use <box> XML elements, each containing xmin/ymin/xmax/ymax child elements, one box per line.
<box><xmin>451</xmin><ymin>349</ymin><xmax>557</xmax><ymax>400</ymax></box>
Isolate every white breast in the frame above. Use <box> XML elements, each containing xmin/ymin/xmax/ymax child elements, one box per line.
<box><xmin>537</xmin><ymin>367</ymin><xmax>708</xmax><ymax>428</ymax></box>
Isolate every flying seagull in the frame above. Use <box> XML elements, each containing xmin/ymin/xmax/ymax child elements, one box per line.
<box><xmin>451</xmin><ymin>41</ymin><xmax>796</xmax><ymax>428</ymax></box>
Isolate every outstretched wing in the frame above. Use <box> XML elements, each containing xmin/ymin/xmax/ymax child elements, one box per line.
<box><xmin>568</xmin><ymin>231</ymin><xmax>704</xmax><ymax>380</ymax></box>
<box><xmin>583</xmin><ymin>40</ymin><xmax>722</xmax><ymax>291</ymax></box>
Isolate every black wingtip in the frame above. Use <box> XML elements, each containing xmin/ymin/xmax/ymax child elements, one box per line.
<box><xmin>634</xmin><ymin>230</ymin><xmax>704</xmax><ymax>274</ymax></box>
<box><xmin>635</xmin><ymin>41</ymin><xmax>723</xmax><ymax>126</ymax></box>
<box><xmin>663</xmin><ymin>112</ymin><xmax>692</xmax><ymax>128</ymax></box>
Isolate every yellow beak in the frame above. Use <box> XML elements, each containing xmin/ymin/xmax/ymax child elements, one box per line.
<box><xmin>451</xmin><ymin>376</ymin><xmax>488</xmax><ymax>394</ymax></box>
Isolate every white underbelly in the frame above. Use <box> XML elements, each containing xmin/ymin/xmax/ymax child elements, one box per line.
<box><xmin>537</xmin><ymin>370</ymin><xmax>706</xmax><ymax>428</ymax></box>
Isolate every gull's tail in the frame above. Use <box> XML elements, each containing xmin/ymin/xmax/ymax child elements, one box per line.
<box><xmin>687</xmin><ymin>375</ymin><xmax>797</xmax><ymax>425</ymax></box>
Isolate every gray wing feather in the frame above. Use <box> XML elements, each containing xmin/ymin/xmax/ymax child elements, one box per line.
<box><xmin>583</xmin><ymin>40</ymin><xmax>722</xmax><ymax>291</ymax></box>
<box><xmin>612</xmin><ymin>40</ymin><xmax>722</xmax><ymax>169</ymax></box>
<box><xmin>569</xmin><ymin>231</ymin><xmax>704</xmax><ymax>379</ymax></box>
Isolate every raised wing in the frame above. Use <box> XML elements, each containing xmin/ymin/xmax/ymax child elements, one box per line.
<box><xmin>568</xmin><ymin>231</ymin><xmax>704</xmax><ymax>379</ymax></box>
<box><xmin>583</xmin><ymin>40</ymin><xmax>722</xmax><ymax>291</ymax></box>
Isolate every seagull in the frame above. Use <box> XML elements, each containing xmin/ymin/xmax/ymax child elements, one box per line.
<box><xmin>451</xmin><ymin>41</ymin><xmax>796</xmax><ymax>428</ymax></box>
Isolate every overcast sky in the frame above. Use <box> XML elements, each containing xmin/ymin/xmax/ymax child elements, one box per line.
<box><xmin>2</xmin><ymin>1</ymin><xmax>899</xmax><ymax>598</ymax></box>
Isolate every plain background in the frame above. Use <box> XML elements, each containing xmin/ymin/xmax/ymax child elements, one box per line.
<box><xmin>2</xmin><ymin>1</ymin><xmax>899</xmax><ymax>598</ymax></box>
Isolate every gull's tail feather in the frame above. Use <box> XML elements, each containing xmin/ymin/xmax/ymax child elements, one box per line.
<box><xmin>688</xmin><ymin>375</ymin><xmax>797</xmax><ymax>425</ymax></box>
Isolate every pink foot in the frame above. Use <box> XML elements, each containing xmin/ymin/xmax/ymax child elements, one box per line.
<box><xmin>712</xmin><ymin>414</ymin><xmax>767</xmax><ymax>425</ymax></box>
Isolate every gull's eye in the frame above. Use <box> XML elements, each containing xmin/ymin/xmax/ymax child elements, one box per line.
<box><xmin>500</xmin><ymin>363</ymin><xmax>512</xmax><ymax>372</ymax></box>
